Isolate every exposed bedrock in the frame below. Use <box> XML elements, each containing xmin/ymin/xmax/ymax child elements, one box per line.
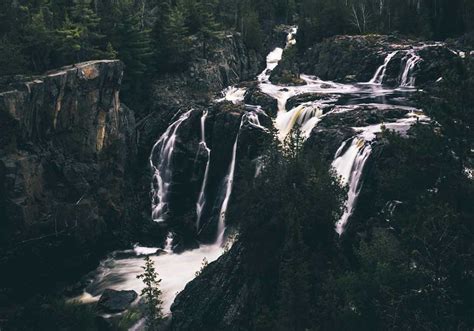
<box><xmin>278</xmin><ymin>35</ymin><xmax>465</xmax><ymax>87</ymax></box>
<box><xmin>0</xmin><ymin>60</ymin><xmax>137</xmax><ymax>298</ymax></box>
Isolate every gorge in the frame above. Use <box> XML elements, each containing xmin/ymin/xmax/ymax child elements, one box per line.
<box><xmin>1</xmin><ymin>1</ymin><xmax>474</xmax><ymax>330</ymax></box>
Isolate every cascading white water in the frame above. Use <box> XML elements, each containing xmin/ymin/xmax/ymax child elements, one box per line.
<box><xmin>164</xmin><ymin>232</ymin><xmax>174</xmax><ymax>253</ymax></box>
<box><xmin>369</xmin><ymin>51</ymin><xmax>398</xmax><ymax>84</ymax></box>
<box><xmin>216</xmin><ymin>116</ymin><xmax>244</xmax><ymax>245</ymax></box>
<box><xmin>258</xmin><ymin>47</ymin><xmax>285</xmax><ymax>83</ymax></box>
<box><xmin>400</xmin><ymin>50</ymin><xmax>422</xmax><ymax>87</ymax></box>
<box><xmin>332</xmin><ymin>137</ymin><xmax>373</xmax><ymax>234</ymax></box>
<box><xmin>150</xmin><ymin>110</ymin><xmax>192</xmax><ymax>222</ymax></box>
<box><xmin>216</xmin><ymin>110</ymin><xmax>269</xmax><ymax>245</ymax></box>
<box><xmin>332</xmin><ymin>113</ymin><xmax>428</xmax><ymax>234</ymax></box>
<box><xmin>217</xmin><ymin>86</ymin><xmax>247</xmax><ymax>104</ymax></box>
<box><xmin>196</xmin><ymin>110</ymin><xmax>211</xmax><ymax>229</ymax></box>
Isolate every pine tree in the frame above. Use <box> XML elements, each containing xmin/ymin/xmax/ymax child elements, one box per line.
<box><xmin>22</xmin><ymin>7</ymin><xmax>56</xmax><ymax>72</ymax></box>
<box><xmin>137</xmin><ymin>256</ymin><xmax>163</xmax><ymax>330</ymax></box>
<box><xmin>196</xmin><ymin>0</ymin><xmax>221</xmax><ymax>58</ymax></box>
<box><xmin>114</xmin><ymin>6</ymin><xmax>154</xmax><ymax>80</ymax></box>
<box><xmin>0</xmin><ymin>37</ymin><xmax>27</xmax><ymax>76</ymax></box>
<box><xmin>56</xmin><ymin>0</ymin><xmax>104</xmax><ymax>63</ymax></box>
<box><xmin>161</xmin><ymin>6</ymin><xmax>190</xmax><ymax>71</ymax></box>
<box><xmin>241</xmin><ymin>8</ymin><xmax>263</xmax><ymax>51</ymax></box>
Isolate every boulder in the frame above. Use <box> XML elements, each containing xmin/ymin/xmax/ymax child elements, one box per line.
<box><xmin>244</xmin><ymin>87</ymin><xmax>278</xmax><ymax>117</ymax></box>
<box><xmin>97</xmin><ymin>289</ymin><xmax>138</xmax><ymax>314</ymax></box>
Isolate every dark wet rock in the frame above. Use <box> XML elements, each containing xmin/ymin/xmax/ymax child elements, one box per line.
<box><xmin>171</xmin><ymin>241</ymin><xmax>254</xmax><ymax>331</ymax></box>
<box><xmin>319</xmin><ymin>104</ymin><xmax>410</xmax><ymax>129</ymax></box>
<box><xmin>294</xmin><ymin>35</ymin><xmax>463</xmax><ymax>88</ymax></box>
<box><xmin>415</xmin><ymin>46</ymin><xmax>465</xmax><ymax>87</ymax></box>
<box><xmin>0</xmin><ymin>60</ymin><xmax>138</xmax><ymax>297</ymax></box>
<box><xmin>286</xmin><ymin>93</ymin><xmax>339</xmax><ymax>111</ymax></box>
<box><xmin>298</xmin><ymin>35</ymin><xmax>388</xmax><ymax>82</ymax></box>
<box><xmin>97</xmin><ymin>289</ymin><xmax>138</xmax><ymax>314</ymax></box>
<box><xmin>244</xmin><ymin>87</ymin><xmax>278</xmax><ymax>117</ymax></box>
<box><xmin>305</xmin><ymin>126</ymin><xmax>357</xmax><ymax>161</ymax></box>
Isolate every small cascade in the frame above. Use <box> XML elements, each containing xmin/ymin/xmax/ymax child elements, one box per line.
<box><xmin>150</xmin><ymin>110</ymin><xmax>193</xmax><ymax>222</ymax></box>
<box><xmin>332</xmin><ymin>113</ymin><xmax>428</xmax><ymax>234</ymax></box>
<box><xmin>400</xmin><ymin>50</ymin><xmax>422</xmax><ymax>87</ymax></box>
<box><xmin>286</xmin><ymin>26</ymin><xmax>298</xmax><ymax>47</ymax></box>
<box><xmin>258</xmin><ymin>26</ymin><xmax>297</xmax><ymax>83</ymax></box>
<box><xmin>216</xmin><ymin>110</ymin><xmax>268</xmax><ymax>245</ymax></box>
<box><xmin>196</xmin><ymin>111</ymin><xmax>211</xmax><ymax>229</ymax></box>
<box><xmin>217</xmin><ymin>86</ymin><xmax>247</xmax><ymax>104</ymax></box>
<box><xmin>164</xmin><ymin>232</ymin><xmax>174</xmax><ymax>253</ymax></box>
<box><xmin>369</xmin><ymin>51</ymin><xmax>398</xmax><ymax>84</ymax></box>
<box><xmin>216</xmin><ymin>116</ymin><xmax>245</xmax><ymax>245</ymax></box>
<box><xmin>246</xmin><ymin>108</ymin><xmax>269</xmax><ymax>132</ymax></box>
<box><xmin>257</xmin><ymin>47</ymin><xmax>284</xmax><ymax>83</ymax></box>
<box><xmin>275</xmin><ymin>103</ymin><xmax>324</xmax><ymax>140</ymax></box>
<box><xmin>332</xmin><ymin>137</ymin><xmax>373</xmax><ymax>235</ymax></box>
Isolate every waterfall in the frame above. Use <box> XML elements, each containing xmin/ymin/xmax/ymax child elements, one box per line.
<box><xmin>216</xmin><ymin>110</ymin><xmax>270</xmax><ymax>245</ymax></box>
<box><xmin>332</xmin><ymin>114</ymin><xmax>427</xmax><ymax>234</ymax></box>
<box><xmin>400</xmin><ymin>50</ymin><xmax>422</xmax><ymax>87</ymax></box>
<box><xmin>275</xmin><ymin>103</ymin><xmax>324</xmax><ymax>140</ymax></box>
<box><xmin>217</xmin><ymin>86</ymin><xmax>247</xmax><ymax>104</ymax></box>
<box><xmin>332</xmin><ymin>137</ymin><xmax>373</xmax><ymax>235</ymax></box>
<box><xmin>369</xmin><ymin>51</ymin><xmax>398</xmax><ymax>84</ymax></box>
<box><xmin>258</xmin><ymin>26</ymin><xmax>297</xmax><ymax>83</ymax></box>
<box><xmin>286</xmin><ymin>26</ymin><xmax>298</xmax><ymax>47</ymax></box>
<box><xmin>164</xmin><ymin>232</ymin><xmax>174</xmax><ymax>253</ymax></box>
<box><xmin>257</xmin><ymin>47</ymin><xmax>284</xmax><ymax>83</ymax></box>
<box><xmin>150</xmin><ymin>110</ymin><xmax>193</xmax><ymax>222</ymax></box>
<box><xmin>196</xmin><ymin>111</ymin><xmax>211</xmax><ymax>229</ymax></box>
<box><xmin>216</xmin><ymin>116</ymin><xmax>244</xmax><ymax>245</ymax></box>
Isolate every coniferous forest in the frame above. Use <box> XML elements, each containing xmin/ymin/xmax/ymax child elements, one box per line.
<box><xmin>0</xmin><ymin>0</ymin><xmax>473</xmax><ymax>330</ymax></box>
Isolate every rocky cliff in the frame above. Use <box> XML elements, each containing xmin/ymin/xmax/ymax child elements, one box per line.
<box><xmin>0</xmin><ymin>60</ymin><xmax>136</xmax><ymax>298</ymax></box>
<box><xmin>134</xmin><ymin>32</ymin><xmax>270</xmax><ymax>248</ymax></box>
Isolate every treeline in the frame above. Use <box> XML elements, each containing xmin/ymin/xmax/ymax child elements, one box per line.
<box><xmin>0</xmin><ymin>0</ymin><xmax>297</xmax><ymax>109</ymax></box>
<box><xmin>0</xmin><ymin>0</ymin><xmax>295</xmax><ymax>77</ymax></box>
<box><xmin>297</xmin><ymin>0</ymin><xmax>474</xmax><ymax>48</ymax></box>
<box><xmin>3</xmin><ymin>0</ymin><xmax>473</xmax><ymax>80</ymax></box>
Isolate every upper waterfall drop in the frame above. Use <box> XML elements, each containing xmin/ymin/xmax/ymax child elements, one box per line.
<box><xmin>150</xmin><ymin>110</ymin><xmax>193</xmax><ymax>222</ymax></box>
<box><xmin>369</xmin><ymin>50</ymin><xmax>398</xmax><ymax>84</ymax></box>
<box><xmin>400</xmin><ymin>50</ymin><xmax>422</xmax><ymax>87</ymax></box>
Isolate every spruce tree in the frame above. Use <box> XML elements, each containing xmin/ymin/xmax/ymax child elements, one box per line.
<box><xmin>197</xmin><ymin>0</ymin><xmax>220</xmax><ymax>58</ymax></box>
<box><xmin>56</xmin><ymin>0</ymin><xmax>104</xmax><ymax>63</ymax></box>
<box><xmin>137</xmin><ymin>256</ymin><xmax>163</xmax><ymax>330</ymax></box>
<box><xmin>161</xmin><ymin>6</ymin><xmax>190</xmax><ymax>71</ymax></box>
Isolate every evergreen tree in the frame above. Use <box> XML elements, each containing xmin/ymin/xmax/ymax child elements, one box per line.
<box><xmin>161</xmin><ymin>5</ymin><xmax>190</xmax><ymax>71</ymax></box>
<box><xmin>56</xmin><ymin>0</ymin><xmax>104</xmax><ymax>63</ymax></box>
<box><xmin>0</xmin><ymin>37</ymin><xmax>27</xmax><ymax>76</ymax></box>
<box><xmin>137</xmin><ymin>256</ymin><xmax>163</xmax><ymax>330</ymax></box>
<box><xmin>22</xmin><ymin>7</ymin><xmax>56</xmax><ymax>72</ymax></box>
<box><xmin>241</xmin><ymin>7</ymin><xmax>263</xmax><ymax>51</ymax></box>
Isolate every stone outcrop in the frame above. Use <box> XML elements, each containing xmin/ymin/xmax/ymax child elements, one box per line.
<box><xmin>171</xmin><ymin>241</ymin><xmax>255</xmax><ymax>331</ymax></box>
<box><xmin>0</xmin><ymin>60</ymin><xmax>137</xmax><ymax>298</ymax></box>
<box><xmin>97</xmin><ymin>289</ymin><xmax>138</xmax><ymax>314</ymax></box>
<box><xmin>274</xmin><ymin>34</ymin><xmax>464</xmax><ymax>88</ymax></box>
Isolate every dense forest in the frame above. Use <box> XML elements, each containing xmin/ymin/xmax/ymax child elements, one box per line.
<box><xmin>2</xmin><ymin>0</ymin><xmax>474</xmax><ymax>79</ymax></box>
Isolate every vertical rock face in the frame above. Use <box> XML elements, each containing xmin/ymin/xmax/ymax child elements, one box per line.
<box><xmin>0</xmin><ymin>60</ymin><xmax>136</xmax><ymax>295</ymax></box>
